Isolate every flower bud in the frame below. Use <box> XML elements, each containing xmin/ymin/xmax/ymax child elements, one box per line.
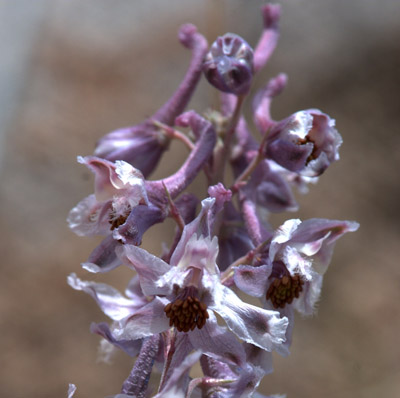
<box><xmin>266</xmin><ymin>110</ymin><xmax>342</xmax><ymax>177</ymax></box>
<box><xmin>203</xmin><ymin>33</ymin><xmax>254</xmax><ymax>95</ymax></box>
<box><xmin>94</xmin><ymin>124</ymin><xmax>168</xmax><ymax>178</ymax></box>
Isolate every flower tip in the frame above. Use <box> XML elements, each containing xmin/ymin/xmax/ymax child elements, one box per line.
<box><xmin>178</xmin><ymin>23</ymin><xmax>198</xmax><ymax>48</ymax></box>
<box><xmin>261</xmin><ymin>3</ymin><xmax>281</xmax><ymax>29</ymax></box>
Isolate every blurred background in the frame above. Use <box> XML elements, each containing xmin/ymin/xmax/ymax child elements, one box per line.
<box><xmin>1</xmin><ymin>0</ymin><xmax>399</xmax><ymax>397</ymax></box>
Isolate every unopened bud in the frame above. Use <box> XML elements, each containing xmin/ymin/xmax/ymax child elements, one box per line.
<box><xmin>203</xmin><ymin>33</ymin><xmax>254</xmax><ymax>95</ymax></box>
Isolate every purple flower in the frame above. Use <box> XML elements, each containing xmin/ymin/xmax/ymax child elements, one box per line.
<box><xmin>203</xmin><ymin>33</ymin><xmax>254</xmax><ymax>95</ymax></box>
<box><xmin>234</xmin><ymin>218</ymin><xmax>359</xmax><ymax>354</ymax></box>
<box><xmin>266</xmin><ymin>110</ymin><xmax>343</xmax><ymax>177</ymax></box>
<box><xmin>68</xmin><ymin>156</ymin><xmax>148</xmax><ymax>237</ymax></box>
<box><xmin>113</xmin><ymin>199</ymin><xmax>288</xmax><ymax>356</ymax></box>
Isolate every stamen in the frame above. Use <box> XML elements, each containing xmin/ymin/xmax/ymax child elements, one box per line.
<box><xmin>164</xmin><ymin>288</ymin><xmax>209</xmax><ymax>333</ymax></box>
<box><xmin>266</xmin><ymin>273</ymin><xmax>304</xmax><ymax>309</ymax></box>
<box><xmin>109</xmin><ymin>208</ymin><xmax>131</xmax><ymax>230</ymax></box>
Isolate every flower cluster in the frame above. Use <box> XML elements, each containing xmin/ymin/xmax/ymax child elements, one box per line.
<box><xmin>67</xmin><ymin>5</ymin><xmax>358</xmax><ymax>397</ymax></box>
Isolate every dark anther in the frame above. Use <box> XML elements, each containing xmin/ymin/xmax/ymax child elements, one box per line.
<box><xmin>266</xmin><ymin>273</ymin><xmax>304</xmax><ymax>309</ymax></box>
<box><xmin>164</xmin><ymin>294</ymin><xmax>209</xmax><ymax>333</ymax></box>
<box><xmin>109</xmin><ymin>208</ymin><xmax>131</xmax><ymax>230</ymax></box>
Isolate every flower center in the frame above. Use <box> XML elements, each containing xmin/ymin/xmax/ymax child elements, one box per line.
<box><xmin>164</xmin><ymin>288</ymin><xmax>209</xmax><ymax>333</ymax></box>
<box><xmin>109</xmin><ymin>208</ymin><xmax>131</xmax><ymax>230</ymax></box>
<box><xmin>266</xmin><ymin>273</ymin><xmax>304</xmax><ymax>309</ymax></box>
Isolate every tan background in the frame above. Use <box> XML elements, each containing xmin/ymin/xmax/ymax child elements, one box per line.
<box><xmin>1</xmin><ymin>1</ymin><xmax>399</xmax><ymax>397</ymax></box>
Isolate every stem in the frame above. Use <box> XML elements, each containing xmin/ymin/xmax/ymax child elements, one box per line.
<box><xmin>230</xmin><ymin>127</ymin><xmax>270</xmax><ymax>193</ymax></box>
<box><xmin>212</xmin><ymin>94</ymin><xmax>246</xmax><ymax>184</ymax></box>
<box><xmin>163</xmin><ymin>183</ymin><xmax>185</xmax><ymax>232</ymax></box>
<box><xmin>120</xmin><ymin>334</ymin><xmax>160</xmax><ymax>397</ymax></box>
<box><xmin>153</xmin><ymin>120</ymin><xmax>195</xmax><ymax>151</ymax></box>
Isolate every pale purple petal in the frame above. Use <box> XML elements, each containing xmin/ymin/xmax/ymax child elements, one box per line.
<box><xmin>68</xmin><ymin>273</ymin><xmax>144</xmax><ymax>321</ymax></box>
<box><xmin>189</xmin><ymin>312</ymin><xmax>246</xmax><ymax>367</ymax></box>
<box><xmin>244</xmin><ymin>343</ymin><xmax>274</xmax><ymax>374</ymax></box>
<box><xmin>78</xmin><ymin>156</ymin><xmax>122</xmax><ymax>201</ymax></box>
<box><xmin>67</xmin><ymin>384</ymin><xmax>76</xmax><ymax>398</ymax></box>
<box><xmin>113</xmin><ymin>297</ymin><xmax>170</xmax><ymax>341</ymax></box>
<box><xmin>117</xmin><ymin>244</ymin><xmax>172</xmax><ymax>296</ymax></box>
<box><xmin>91</xmin><ymin>322</ymin><xmax>142</xmax><ymax>357</ymax></box>
<box><xmin>234</xmin><ymin>264</ymin><xmax>271</xmax><ymax>298</ymax></box>
<box><xmin>170</xmin><ymin>198</ymin><xmax>215</xmax><ymax>266</ymax></box>
<box><xmin>113</xmin><ymin>204</ymin><xmax>164</xmax><ymax>246</ymax></box>
<box><xmin>173</xmin><ymin>234</ymin><xmax>219</xmax><ymax>276</ymax></box>
<box><xmin>67</xmin><ymin>194</ymin><xmax>111</xmax><ymax>236</ymax></box>
<box><xmin>293</xmin><ymin>272</ymin><xmax>322</xmax><ymax>315</ymax></box>
<box><xmin>208</xmin><ymin>281</ymin><xmax>288</xmax><ymax>352</ymax></box>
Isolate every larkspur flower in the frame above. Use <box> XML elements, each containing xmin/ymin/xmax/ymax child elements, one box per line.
<box><xmin>67</xmin><ymin>4</ymin><xmax>359</xmax><ymax>396</ymax></box>
<box><xmin>203</xmin><ymin>33</ymin><xmax>254</xmax><ymax>95</ymax></box>
<box><xmin>113</xmin><ymin>199</ymin><xmax>288</xmax><ymax>359</ymax></box>
<box><xmin>266</xmin><ymin>110</ymin><xmax>343</xmax><ymax>177</ymax></box>
<box><xmin>234</xmin><ymin>218</ymin><xmax>359</xmax><ymax>353</ymax></box>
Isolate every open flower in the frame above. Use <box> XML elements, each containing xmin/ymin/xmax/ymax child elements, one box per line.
<box><xmin>68</xmin><ymin>156</ymin><xmax>149</xmax><ymax>237</ymax></box>
<box><xmin>234</xmin><ymin>217</ymin><xmax>359</xmax><ymax>354</ymax></box>
<box><xmin>113</xmin><ymin>199</ymin><xmax>288</xmax><ymax>363</ymax></box>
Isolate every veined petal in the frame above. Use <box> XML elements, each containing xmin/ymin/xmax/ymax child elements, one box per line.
<box><xmin>78</xmin><ymin>156</ymin><xmax>120</xmax><ymax>201</ymax></box>
<box><xmin>234</xmin><ymin>264</ymin><xmax>271</xmax><ymax>298</ymax></box>
<box><xmin>293</xmin><ymin>272</ymin><xmax>322</xmax><ymax>316</ymax></box>
<box><xmin>114</xmin><ymin>160</ymin><xmax>149</xmax><ymax>206</ymax></box>
<box><xmin>67</xmin><ymin>194</ymin><xmax>111</xmax><ymax>236</ymax></box>
<box><xmin>117</xmin><ymin>244</ymin><xmax>172</xmax><ymax>296</ymax></box>
<box><xmin>209</xmin><ymin>282</ymin><xmax>288</xmax><ymax>352</ymax></box>
<box><xmin>189</xmin><ymin>311</ymin><xmax>246</xmax><ymax>367</ymax></box>
<box><xmin>170</xmin><ymin>197</ymin><xmax>215</xmax><ymax>266</ymax></box>
<box><xmin>269</xmin><ymin>219</ymin><xmax>301</xmax><ymax>261</ymax></box>
<box><xmin>175</xmin><ymin>233</ymin><xmax>219</xmax><ymax>275</ymax></box>
<box><xmin>113</xmin><ymin>297</ymin><xmax>169</xmax><ymax>341</ymax></box>
<box><xmin>68</xmin><ymin>273</ymin><xmax>143</xmax><ymax>321</ymax></box>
